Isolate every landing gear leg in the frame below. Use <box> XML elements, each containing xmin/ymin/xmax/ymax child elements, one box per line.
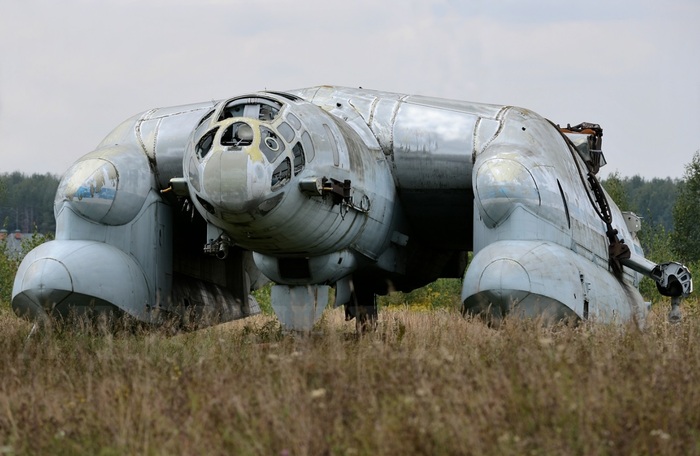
<box><xmin>345</xmin><ymin>284</ymin><xmax>378</xmax><ymax>333</ymax></box>
<box><xmin>669</xmin><ymin>296</ymin><xmax>682</xmax><ymax>323</ymax></box>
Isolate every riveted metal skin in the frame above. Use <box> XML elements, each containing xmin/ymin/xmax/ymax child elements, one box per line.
<box><xmin>12</xmin><ymin>87</ymin><xmax>691</xmax><ymax>330</ymax></box>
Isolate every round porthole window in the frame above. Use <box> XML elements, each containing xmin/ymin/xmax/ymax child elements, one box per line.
<box><xmin>265</xmin><ymin>136</ymin><xmax>280</xmax><ymax>152</ymax></box>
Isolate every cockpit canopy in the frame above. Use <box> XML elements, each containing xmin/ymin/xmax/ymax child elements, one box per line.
<box><xmin>218</xmin><ymin>96</ymin><xmax>282</xmax><ymax>122</ymax></box>
<box><xmin>186</xmin><ymin>94</ymin><xmax>315</xmax><ymax>210</ymax></box>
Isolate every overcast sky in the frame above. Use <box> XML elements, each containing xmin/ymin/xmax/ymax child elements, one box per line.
<box><xmin>1</xmin><ymin>0</ymin><xmax>698</xmax><ymax>179</ymax></box>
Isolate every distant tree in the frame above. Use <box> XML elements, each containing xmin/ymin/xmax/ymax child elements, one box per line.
<box><xmin>629</xmin><ymin>177</ymin><xmax>678</xmax><ymax>231</ymax></box>
<box><xmin>0</xmin><ymin>172</ymin><xmax>59</xmax><ymax>233</ymax></box>
<box><xmin>601</xmin><ymin>171</ymin><xmax>630</xmax><ymax>211</ymax></box>
<box><xmin>671</xmin><ymin>151</ymin><xmax>700</xmax><ymax>263</ymax></box>
<box><xmin>637</xmin><ymin>222</ymin><xmax>675</xmax><ymax>300</ymax></box>
<box><xmin>601</xmin><ymin>173</ymin><xmax>679</xmax><ymax>232</ymax></box>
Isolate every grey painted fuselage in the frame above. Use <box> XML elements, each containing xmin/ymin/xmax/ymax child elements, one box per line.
<box><xmin>11</xmin><ymin>86</ymin><xmax>691</xmax><ymax>329</ymax></box>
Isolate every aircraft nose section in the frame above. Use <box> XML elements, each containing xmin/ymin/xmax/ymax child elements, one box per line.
<box><xmin>201</xmin><ymin>149</ymin><xmax>270</xmax><ymax>213</ymax></box>
<box><xmin>477</xmin><ymin>258</ymin><xmax>532</xmax><ymax>307</ymax></box>
<box><xmin>463</xmin><ymin>241</ymin><xmax>583</xmax><ymax>324</ymax></box>
<box><xmin>12</xmin><ymin>258</ymin><xmax>73</xmax><ymax>321</ymax></box>
<box><xmin>12</xmin><ymin>240</ymin><xmax>152</xmax><ymax>323</ymax></box>
<box><xmin>462</xmin><ymin>255</ymin><xmax>533</xmax><ymax>322</ymax></box>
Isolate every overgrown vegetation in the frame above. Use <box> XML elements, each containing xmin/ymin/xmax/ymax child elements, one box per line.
<box><xmin>2</xmin><ymin>306</ymin><xmax>700</xmax><ymax>455</ymax></box>
<box><xmin>600</xmin><ymin>172</ymin><xmax>680</xmax><ymax>232</ymax></box>
<box><xmin>0</xmin><ymin>170</ymin><xmax>681</xmax><ymax>239</ymax></box>
<box><xmin>671</xmin><ymin>151</ymin><xmax>700</xmax><ymax>264</ymax></box>
<box><xmin>1</xmin><ymin>159</ymin><xmax>699</xmax><ymax>453</ymax></box>
<box><xmin>601</xmin><ymin>163</ymin><xmax>700</xmax><ymax>303</ymax></box>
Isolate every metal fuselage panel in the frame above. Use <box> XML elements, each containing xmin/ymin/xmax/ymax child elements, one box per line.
<box><xmin>471</xmin><ymin>106</ymin><xmax>643</xmax><ymax>287</ymax></box>
<box><xmin>293</xmin><ymin>87</ymin><xmax>645</xmax><ymax>317</ymax></box>
<box><xmin>97</xmin><ymin>102</ymin><xmax>217</xmax><ymax>191</ymax></box>
<box><xmin>184</xmin><ymin>94</ymin><xmax>397</xmax><ymax>259</ymax></box>
<box><xmin>289</xmin><ymin>87</ymin><xmax>643</xmax><ymax>288</ymax></box>
<box><xmin>465</xmin><ymin>106</ymin><xmax>646</xmax><ymax>320</ymax></box>
<box><xmin>13</xmin><ymin>103</ymin><xmax>262</xmax><ymax>326</ymax></box>
<box><xmin>291</xmin><ymin>87</ymin><xmax>505</xmax><ymax>252</ymax></box>
<box><xmin>12</xmin><ymin>85</ymin><xmax>658</xmax><ymax>329</ymax></box>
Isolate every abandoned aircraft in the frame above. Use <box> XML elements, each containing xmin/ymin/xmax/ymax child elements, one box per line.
<box><xmin>11</xmin><ymin>86</ymin><xmax>693</xmax><ymax>330</ymax></box>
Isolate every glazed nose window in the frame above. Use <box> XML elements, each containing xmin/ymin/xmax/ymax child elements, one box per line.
<box><xmin>221</xmin><ymin>122</ymin><xmax>254</xmax><ymax>148</ymax></box>
<box><xmin>196</xmin><ymin>128</ymin><xmax>218</xmax><ymax>159</ymax></box>
<box><xmin>292</xmin><ymin>142</ymin><xmax>305</xmax><ymax>174</ymax></box>
<box><xmin>56</xmin><ymin>157</ymin><xmax>149</xmax><ymax>225</ymax></box>
<box><xmin>271</xmin><ymin>158</ymin><xmax>291</xmax><ymax>190</ymax></box>
<box><xmin>260</xmin><ymin>126</ymin><xmax>285</xmax><ymax>162</ymax></box>
<box><xmin>218</xmin><ymin>96</ymin><xmax>282</xmax><ymax>121</ymax></box>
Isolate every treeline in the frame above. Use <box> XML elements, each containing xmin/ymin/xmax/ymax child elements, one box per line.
<box><xmin>2</xmin><ymin>156</ymin><xmax>700</xmax><ymax>307</ymax></box>
<box><xmin>603</xmin><ymin>152</ymin><xmax>700</xmax><ymax>268</ymax></box>
<box><xmin>0</xmin><ymin>172</ymin><xmax>60</xmax><ymax>234</ymax></box>
<box><xmin>600</xmin><ymin>173</ymin><xmax>680</xmax><ymax>232</ymax></box>
<box><xmin>0</xmin><ymin>170</ymin><xmax>687</xmax><ymax>238</ymax></box>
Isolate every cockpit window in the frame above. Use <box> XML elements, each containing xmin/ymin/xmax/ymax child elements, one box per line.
<box><xmin>301</xmin><ymin>131</ymin><xmax>315</xmax><ymax>162</ymax></box>
<box><xmin>196</xmin><ymin>109</ymin><xmax>215</xmax><ymax>128</ymax></box>
<box><xmin>287</xmin><ymin>113</ymin><xmax>302</xmax><ymax>130</ymax></box>
<box><xmin>277</xmin><ymin>122</ymin><xmax>295</xmax><ymax>143</ymax></box>
<box><xmin>260</xmin><ymin>126</ymin><xmax>285</xmax><ymax>162</ymax></box>
<box><xmin>218</xmin><ymin>96</ymin><xmax>283</xmax><ymax>122</ymax></box>
<box><xmin>197</xmin><ymin>128</ymin><xmax>218</xmax><ymax>159</ymax></box>
<box><xmin>221</xmin><ymin>103</ymin><xmax>245</xmax><ymax>119</ymax></box>
<box><xmin>221</xmin><ymin>122</ymin><xmax>254</xmax><ymax>148</ymax></box>
<box><xmin>271</xmin><ymin>158</ymin><xmax>291</xmax><ymax>190</ymax></box>
<box><xmin>192</xmin><ymin>112</ymin><xmax>214</xmax><ymax>145</ymax></box>
<box><xmin>258</xmin><ymin>104</ymin><xmax>279</xmax><ymax>121</ymax></box>
<box><xmin>292</xmin><ymin>142</ymin><xmax>305</xmax><ymax>174</ymax></box>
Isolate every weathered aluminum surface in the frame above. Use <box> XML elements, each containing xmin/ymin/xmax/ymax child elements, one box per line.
<box><xmin>12</xmin><ymin>86</ymin><xmax>692</xmax><ymax>330</ymax></box>
<box><xmin>271</xmin><ymin>285</ymin><xmax>329</xmax><ymax>331</ymax></box>
<box><xmin>12</xmin><ymin>104</ymin><xmax>261</xmax><ymax>327</ymax></box>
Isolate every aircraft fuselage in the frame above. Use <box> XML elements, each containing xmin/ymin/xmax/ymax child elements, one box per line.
<box><xmin>11</xmin><ymin>86</ymin><xmax>691</xmax><ymax>329</ymax></box>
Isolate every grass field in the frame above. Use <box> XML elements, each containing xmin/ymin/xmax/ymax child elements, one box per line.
<box><xmin>1</xmin><ymin>302</ymin><xmax>700</xmax><ymax>455</ymax></box>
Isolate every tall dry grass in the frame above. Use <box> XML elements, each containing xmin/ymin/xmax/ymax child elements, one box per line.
<box><xmin>1</xmin><ymin>304</ymin><xmax>700</xmax><ymax>455</ymax></box>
